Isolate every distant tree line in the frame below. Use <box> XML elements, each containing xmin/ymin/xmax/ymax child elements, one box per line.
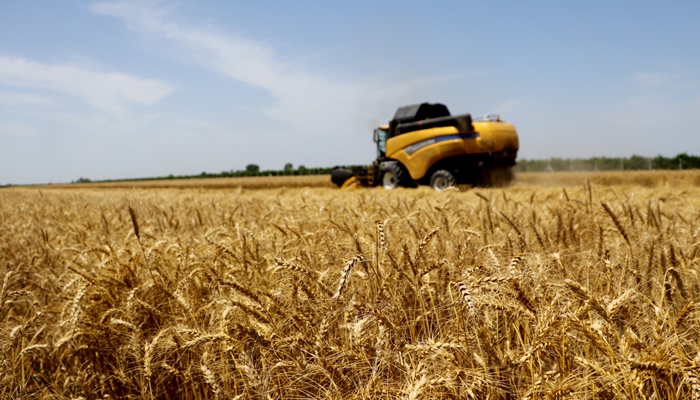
<box><xmin>198</xmin><ymin>163</ymin><xmax>335</xmax><ymax>178</ymax></box>
<box><xmin>73</xmin><ymin>163</ymin><xmax>337</xmax><ymax>184</ymax></box>
<box><xmin>66</xmin><ymin>153</ymin><xmax>700</xmax><ymax>185</ymax></box>
<box><xmin>514</xmin><ymin>153</ymin><xmax>700</xmax><ymax>173</ymax></box>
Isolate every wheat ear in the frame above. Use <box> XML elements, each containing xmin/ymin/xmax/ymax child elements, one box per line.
<box><xmin>333</xmin><ymin>254</ymin><xmax>367</xmax><ymax>300</ymax></box>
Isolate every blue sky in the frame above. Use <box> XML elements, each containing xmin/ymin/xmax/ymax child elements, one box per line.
<box><xmin>1</xmin><ymin>1</ymin><xmax>699</xmax><ymax>184</ymax></box>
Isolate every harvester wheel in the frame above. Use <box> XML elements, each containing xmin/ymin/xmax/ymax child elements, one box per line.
<box><xmin>379</xmin><ymin>162</ymin><xmax>411</xmax><ymax>189</ymax></box>
<box><xmin>429</xmin><ymin>170</ymin><xmax>457</xmax><ymax>192</ymax></box>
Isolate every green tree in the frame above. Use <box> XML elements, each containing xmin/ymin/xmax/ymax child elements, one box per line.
<box><xmin>246</xmin><ymin>164</ymin><xmax>260</xmax><ymax>175</ymax></box>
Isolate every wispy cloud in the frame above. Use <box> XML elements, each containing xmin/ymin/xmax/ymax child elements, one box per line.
<box><xmin>0</xmin><ymin>91</ymin><xmax>54</xmax><ymax>107</ymax></box>
<box><xmin>88</xmin><ymin>1</ymin><xmax>461</xmax><ymax>131</ymax></box>
<box><xmin>89</xmin><ymin>1</ymin><xmax>362</xmax><ymax>126</ymax></box>
<box><xmin>90</xmin><ymin>2</ymin><xmax>277</xmax><ymax>86</ymax></box>
<box><xmin>0</xmin><ymin>56</ymin><xmax>175</xmax><ymax>113</ymax></box>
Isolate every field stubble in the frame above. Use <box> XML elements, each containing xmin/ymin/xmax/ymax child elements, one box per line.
<box><xmin>2</xmin><ymin>170</ymin><xmax>700</xmax><ymax>399</ymax></box>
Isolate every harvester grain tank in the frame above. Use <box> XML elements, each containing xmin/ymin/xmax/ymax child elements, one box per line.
<box><xmin>331</xmin><ymin>103</ymin><xmax>519</xmax><ymax>190</ymax></box>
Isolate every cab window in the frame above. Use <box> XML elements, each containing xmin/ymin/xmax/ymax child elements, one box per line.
<box><xmin>374</xmin><ymin>127</ymin><xmax>388</xmax><ymax>156</ymax></box>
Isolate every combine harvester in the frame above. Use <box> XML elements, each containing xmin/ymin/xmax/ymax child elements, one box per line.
<box><xmin>331</xmin><ymin>103</ymin><xmax>519</xmax><ymax>191</ymax></box>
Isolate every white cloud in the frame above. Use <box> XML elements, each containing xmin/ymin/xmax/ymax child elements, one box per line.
<box><xmin>0</xmin><ymin>91</ymin><xmax>54</xmax><ymax>107</ymax></box>
<box><xmin>90</xmin><ymin>1</ymin><xmax>358</xmax><ymax>125</ymax></box>
<box><xmin>88</xmin><ymin>1</ymin><xmax>463</xmax><ymax>132</ymax></box>
<box><xmin>90</xmin><ymin>2</ymin><xmax>276</xmax><ymax>85</ymax></box>
<box><xmin>0</xmin><ymin>56</ymin><xmax>176</xmax><ymax>113</ymax></box>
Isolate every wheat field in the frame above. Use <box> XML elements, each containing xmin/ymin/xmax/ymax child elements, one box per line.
<box><xmin>2</xmin><ymin>171</ymin><xmax>700</xmax><ymax>399</ymax></box>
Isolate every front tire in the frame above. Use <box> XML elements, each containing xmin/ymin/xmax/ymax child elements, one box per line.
<box><xmin>430</xmin><ymin>170</ymin><xmax>457</xmax><ymax>192</ymax></box>
<box><xmin>379</xmin><ymin>161</ymin><xmax>412</xmax><ymax>189</ymax></box>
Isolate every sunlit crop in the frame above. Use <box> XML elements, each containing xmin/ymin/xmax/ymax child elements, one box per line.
<box><xmin>2</xmin><ymin>171</ymin><xmax>700</xmax><ymax>399</ymax></box>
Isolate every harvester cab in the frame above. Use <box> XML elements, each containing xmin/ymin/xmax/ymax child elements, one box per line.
<box><xmin>373</xmin><ymin>125</ymin><xmax>389</xmax><ymax>157</ymax></box>
<box><xmin>332</xmin><ymin>102</ymin><xmax>519</xmax><ymax>191</ymax></box>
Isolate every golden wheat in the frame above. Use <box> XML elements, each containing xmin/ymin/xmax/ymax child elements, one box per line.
<box><xmin>1</xmin><ymin>170</ymin><xmax>699</xmax><ymax>398</ymax></box>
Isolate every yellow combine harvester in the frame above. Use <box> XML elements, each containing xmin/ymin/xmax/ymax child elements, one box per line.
<box><xmin>331</xmin><ymin>103</ymin><xmax>519</xmax><ymax>191</ymax></box>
